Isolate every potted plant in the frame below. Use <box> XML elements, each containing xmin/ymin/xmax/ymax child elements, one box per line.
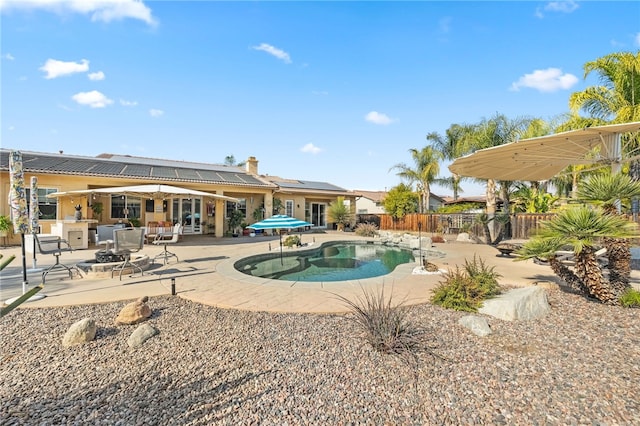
<box><xmin>90</xmin><ymin>202</ymin><xmax>103</xmax><ymax>223</ymax></box>
<box><xmin>0</xmin><ymin>215</ymin><xmax>12</xmax><ymax>237</ymax></box>
<box><xmin>328</xmin><ymin>196</ymin><xmax>353</xmax><ymax>231</ymax></box>
<box><xmin>227</xmin><ymin>210</ymin><xmax>244</xmax><ymax>237</ymax></box>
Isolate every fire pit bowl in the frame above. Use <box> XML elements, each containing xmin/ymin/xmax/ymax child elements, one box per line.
<box><xmin>76</xmin><ymin>254</ymin><xmax>151</xmax><ymax>279</ymax></box>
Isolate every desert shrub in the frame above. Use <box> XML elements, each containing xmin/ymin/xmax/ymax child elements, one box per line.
<box><xmin>430</xmin><ymin>256</ymin><xmax>502</xmax><ymax>312</ymax></box>
<box><xmin>430</xmin><ymin>267</ymin><xmax>480</xmax><ymax>312</ymax></box>
<box><xmin>335</xmin><ymin>285</ymin><xmax>425</xmax><ymax>355</ymax></box>
<box><xmin>620</xmin><ymin>288</ymin><xmax>640</xmax><ymax>308</ymax></box>
<box><xmin>283</xmin><ymin>235</ymin><xmax>300</xmax><ymax>247</ymax></box>
<box><xmin>463</xmin><ymin>255</ymin><xmax>502</xmax><ymax>299</ymax></box>
<box><xmin>354</xmin><ymin>222</ymin><xmax>379</xmax><ymax>237</ymax></box>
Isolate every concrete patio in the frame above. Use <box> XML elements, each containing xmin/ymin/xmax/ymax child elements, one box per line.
<box><xmin>1</xmin><ymin>231</ymin><xmax>632</xmax><ymax>314</ymax></box>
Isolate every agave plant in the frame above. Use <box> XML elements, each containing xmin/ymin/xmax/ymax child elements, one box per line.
<box><xmin>517</xmin><ymin>206</ymin><xmax>638</xmax><ymax>305</ymax></box>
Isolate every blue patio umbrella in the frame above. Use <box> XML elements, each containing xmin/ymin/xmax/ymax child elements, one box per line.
<box><xmin>247</xmin><ymin>215</ymin><xmax>313</xmax><ymax>264</ymax></box>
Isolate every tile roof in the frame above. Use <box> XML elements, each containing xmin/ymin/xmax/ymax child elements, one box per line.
<box><xmin>0</xmin><ymin>149</ymin><xmax>275</xmax><ymax>188</ymax></box>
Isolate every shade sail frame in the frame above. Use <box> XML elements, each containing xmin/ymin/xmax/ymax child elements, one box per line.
<box><xmin>448</xmin><ymin>122</ymin><xmax>640</xmax><ymax>181</ymax></box>
<box><xmin>46</xmin><ymin>184</ymin><xmax>240</xmax><ymax>202</ymax></box>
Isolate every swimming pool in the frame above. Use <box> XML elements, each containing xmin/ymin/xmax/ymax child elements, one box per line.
<box><xmin>234</xmin><ymin>241</ymin><xmax>415</xmax><ymax>282</ymax></box>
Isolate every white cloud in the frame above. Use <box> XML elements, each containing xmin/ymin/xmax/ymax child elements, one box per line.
<box><xmin>252</xmin><ymin>43</ymin><xmax>291</xmax><ymax>64</ymax></box>
<box><xmin>365</xmin><ymin>111</ymin><xmax>395</xmax><ymax>125</ymax></box>
<box><xmin>40</xmin><ymin>58</ymin><xmax>89</xmax><ymax>79</ymax></box>
<box><xmin>635</xmin><ymin>32</ymin><xmax>640</xmax><ymax>47</ymax></box>
<box><xmin>120</xmin><ymin>99</ymin><xmax>138</xmax><ymax>106</ymax></box>
<box><xmin>3</xmin><ymin>53</ymin><xmax>15</xmax><ymax>60</ymax></box>
<box><xmin>0</xmin><ymin>0</ymin><xmax>157</xmax><ymax>26</ymax></box>
<box><xmin>301</xmin><ymin>143</ymin><xmax>322</xmax><ymax>154</ymax></box>
<box><xmin>149</xmin><ymin>108</ymin><xmax>164</xmax><ymax>117</ymax></box>
<box><xmin>510</xmin><ymin>68</ymin><xmax>578</xmax><ymax>93</ymax></box>
<box><xmin>536</xmin><ymin>1</ymin><xmax>579</xmax><ymax>18</ymax></box>
<box><xmin>71</xmin><ymin>90</ymin><xmax>113</xmax><ymax>108</ymax></box>
<box><xmin>88</xmin><ymin>71</ymin><xmax>105</xmax><ymax>81</ymax></box>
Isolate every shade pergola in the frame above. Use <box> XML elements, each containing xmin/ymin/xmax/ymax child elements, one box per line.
<box><xmin>448</xmin><ymin>122</ymin><xmax>640</xmax><ymax>181</ymax></box>
<box><xmin>47</xmin><ymin>184</ymin><xmax>240</xmax><ymax>202</ymax></box>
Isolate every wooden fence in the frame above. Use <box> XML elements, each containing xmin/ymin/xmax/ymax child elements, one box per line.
<box><xmin>358</xmin><ymin>213</ymin><xmax>556</xmax><ymax>239</ymax></box>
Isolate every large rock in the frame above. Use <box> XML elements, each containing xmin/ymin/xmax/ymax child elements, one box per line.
<box><xmin>127</xmin><ymin>323</ymin><xmax>159</xmax><ymax>348</ymax></box>
<box><xmin>115</xmin><ymin>296</ymin><xmax>152</xmax><ymax>325</ymax></box>
<box><xmin>459</xmin><ymin>315</ymin><xmax>492</xmax><ymax>337</ymax></box>
<box><xmin>479</xmin><ymin>286</ymin><xmax>550</xmax><ymax>321</ymax></box>
<box><xmin>62</xmin><ymin>318</ymin><xmax>97</xmax><ymax>347</ymax></box>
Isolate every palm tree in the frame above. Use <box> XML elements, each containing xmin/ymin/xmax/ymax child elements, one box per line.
<box><xmin>427</xmin><ymin>125</ymin><xmax>470</xmax><ymax>201</ymax></box>
<box><xmin>454</xmin><ymin>114</ymin><xmax>532</xmax><ymax>240</ymax></box>
<box><xmin>517</xmin><ymin>206</ymin><xmax>638</xmax><ymax>305</ymax></box>
<box><xmin>568</xmin><ymin>51</ymin><xmax>640</xmax><ymax>179</ymax></box>
<box><xmin>577</xmin><ymin>173</ymin><xmax>640</xmax><ymax>289</ymax></box>
<box><xmin>390</xmin><ymin>146</ymin><xmax>442</xmax><ymax>213</ymax></box>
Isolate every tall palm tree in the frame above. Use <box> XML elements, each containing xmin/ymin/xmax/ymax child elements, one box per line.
<box><xmin>427</xmin><ymin>124</ymin><xmax>470</xmax><ymax>201</ymax></box>
<box><xmin>390</xmin><ymin>146</ymin><xmax>442</xmax><ymax>213</ymax></box>
<box><xmin>517</xmin><ymin>206</ymin><xmax>638</xmax><ymax>305</ymax></box>
<box><xmin>455</xmin><ymin>114</ymin><xmax>532</xmax><ymax>240</ymax></box>
<box><xmin>568</xmin><ymin>51</ymin><xmax>640</xmax><ymax>179</ymax></box>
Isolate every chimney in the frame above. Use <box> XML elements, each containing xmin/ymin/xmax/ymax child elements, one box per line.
<box><xmin>246</xmin><ymin>156</ymin><xmax>258</xmax><ymax>175</ymax></box>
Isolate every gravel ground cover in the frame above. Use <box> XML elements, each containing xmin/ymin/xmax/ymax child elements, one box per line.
<box><xmin>1</xmin><ymin>289</ymin><xmax>639</xmax><ymax>425</ymax></box>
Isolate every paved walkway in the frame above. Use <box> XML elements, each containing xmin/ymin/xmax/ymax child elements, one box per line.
<box><xmin>1</xmin><ymin>231</ymin><xmax>632</xmax><ymax>313</ymax></box>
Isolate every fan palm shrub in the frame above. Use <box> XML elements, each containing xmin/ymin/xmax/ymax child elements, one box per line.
<box><xmin>577</xmin><ymin>174</ymin><xmax>640</xmax><ymax>289</ymax></box>
<box><xmin>517</xmin><ymin>206</ymin><xmax>638</xmax><ymax>305</ymax></box>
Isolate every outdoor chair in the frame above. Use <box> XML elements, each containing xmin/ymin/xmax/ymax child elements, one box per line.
<box><xmin>96</xmin><ymin>224</ymin><xmax>126</xmax><ymax>251</ymax></box>
<box><xmin>152</xmin><ymin>223</ymin><xmax>182</xmax><ymax>265</ymax></box>
<box><xmin>34</xmin><ymin>234</ymin><xmax>78</xmax><ymax>284</ymax></box>
<box><xmin>111</xmin><ymin>227</ymin><xmax>146</xmax><ymax>280</ymax></box>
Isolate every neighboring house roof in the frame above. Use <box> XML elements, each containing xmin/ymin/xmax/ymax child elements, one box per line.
<box><xmin>263</xmin><ymin>176</ymin><xmax>353</xmax><ymax>196</ymax></box>
<box><xmin>0</xmin><ymin>149</ymin><xmax>276</xmax><ymax>189</ymax></box>
<box><xmin>354</xmin><ymin>190</ymin><xmax>386</xmax><ymax>203</ymax></box>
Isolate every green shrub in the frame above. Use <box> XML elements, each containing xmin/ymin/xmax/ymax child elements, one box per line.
<box><xmin>354</xmin><ymin>222</ymin><xmax>379</xmax><ymax>237</ymax></box>
<box><xmin>463</xmin><ymin>255</ymin><xmax>502</xmax><ymax>299</ymax></box>
<box><xmin>430</xmin><ymin>267</ymin><xmax>480</xmax><ymax>312</ymax></box>
<box><xmin>283</xmin><ymin>235</ymin><xmax>300</xmax><ymax>247</ymax></box>
<box><xmin>430</xmin><ymin>256</ymin><xmax>502</xmax><ymax>312</ymax></box>
<box><xmin>620</xmin><ymin>288</ymin><xmax>640</xmax><ymax>308</ymax></box>
<box><xmin>335</xmin><ymin>285</ymin><xmax>425</xmax><ymax>355</ymax></box>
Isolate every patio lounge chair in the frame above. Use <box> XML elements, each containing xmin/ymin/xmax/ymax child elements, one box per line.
<box><xmin>35</xmin><ymin>234</ymin><xmax>78</xmax><ymax>284</ymax></box>
<box><xmin>152</xmin><ymin>223</ymin><xmax>182</xmax><ymax>265</ymax></box>
<box><xmin>111</xmin><ymin>227</ymin><xmax>145</xmax><ymax>280</ymax></box>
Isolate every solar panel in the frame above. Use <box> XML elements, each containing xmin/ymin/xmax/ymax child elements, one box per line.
<box><xmin>176</xmin><ymin>168</ymin><xmax>200</xmax><ymax>180</ymax></box>
<box><xmin>88</xmin><ymin>162</ymin><xmax>127</xmax><ymax>174</ymax></box>
<box><xmin>122</xmin><ymin>164</ymin><xmax>152</xmax><ymax>177</ymax></box>
<box><xmin>150</xmin><ymin>167</ymin><xmax>177</xmax><ymax>178</ymax></box>
<box><xmin>56</xmin><ymin>160</ymin><xmax>97</xmax><ymax>172</ymax></box>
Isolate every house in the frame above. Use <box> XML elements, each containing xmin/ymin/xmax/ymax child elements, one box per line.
<box><xmin>0</xmin><ymin>149</ymin><xmax>356</xmax><ymax>241</ymax></box>
<box><xmin>354</xmin><ymin>190</ymin><xmax>446</xmax><ymax>214</ymax></box>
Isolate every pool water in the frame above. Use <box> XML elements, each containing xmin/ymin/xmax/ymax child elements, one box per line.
<box><xmin>234</xmin><ymin>242</ymin><xmax>415</xmax><ymax>282</ymax></box>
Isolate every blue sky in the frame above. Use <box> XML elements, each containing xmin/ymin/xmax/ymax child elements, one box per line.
<box><xmin>2</xmin><ymin>1</ymin><xmax>639</xmax><ymax>197</ymax></box>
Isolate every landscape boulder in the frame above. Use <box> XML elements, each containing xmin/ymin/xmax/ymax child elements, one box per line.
<box><xmin>62</xmin><ymin>318</ymin><xmax>97</xmax><ymax>347</ymax></box>
<box><xmin>479</xmin><ymin>286</ymin><xmax>550</xmax><ymax>321</ymax></box>
<box><xmin>127</xmin><ymin>323</ymin><xmax>159</xmax><ymax>348</ymax></box>
<box><xmin>458</xmin><ymin>315</ymin><xmax>492</xmax><ymax>337</ymax></box>
<box><xmin>115</xmin><ymin>296</ymin><xmax>152</xmax><ymax>325</ymax></box>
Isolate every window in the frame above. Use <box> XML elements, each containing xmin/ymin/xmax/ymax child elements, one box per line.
<box><xmin>285</xmin><ymin>200</ymin><xmax>294</xmax><ymax>217</ymax></box>
<box><xmin>26</xmin><ymin>188</ymin><xmax>58</xmax><ymax>220</ymax></box>
<box><xmin>225</xmin><ymin>199</ymin><xmax>246</xmax><ymax>219</ymax></box>
<box><xmin>111</xmin><ymin>195</ymin><xmax>141</xmax><ymax>220</ymax></box>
